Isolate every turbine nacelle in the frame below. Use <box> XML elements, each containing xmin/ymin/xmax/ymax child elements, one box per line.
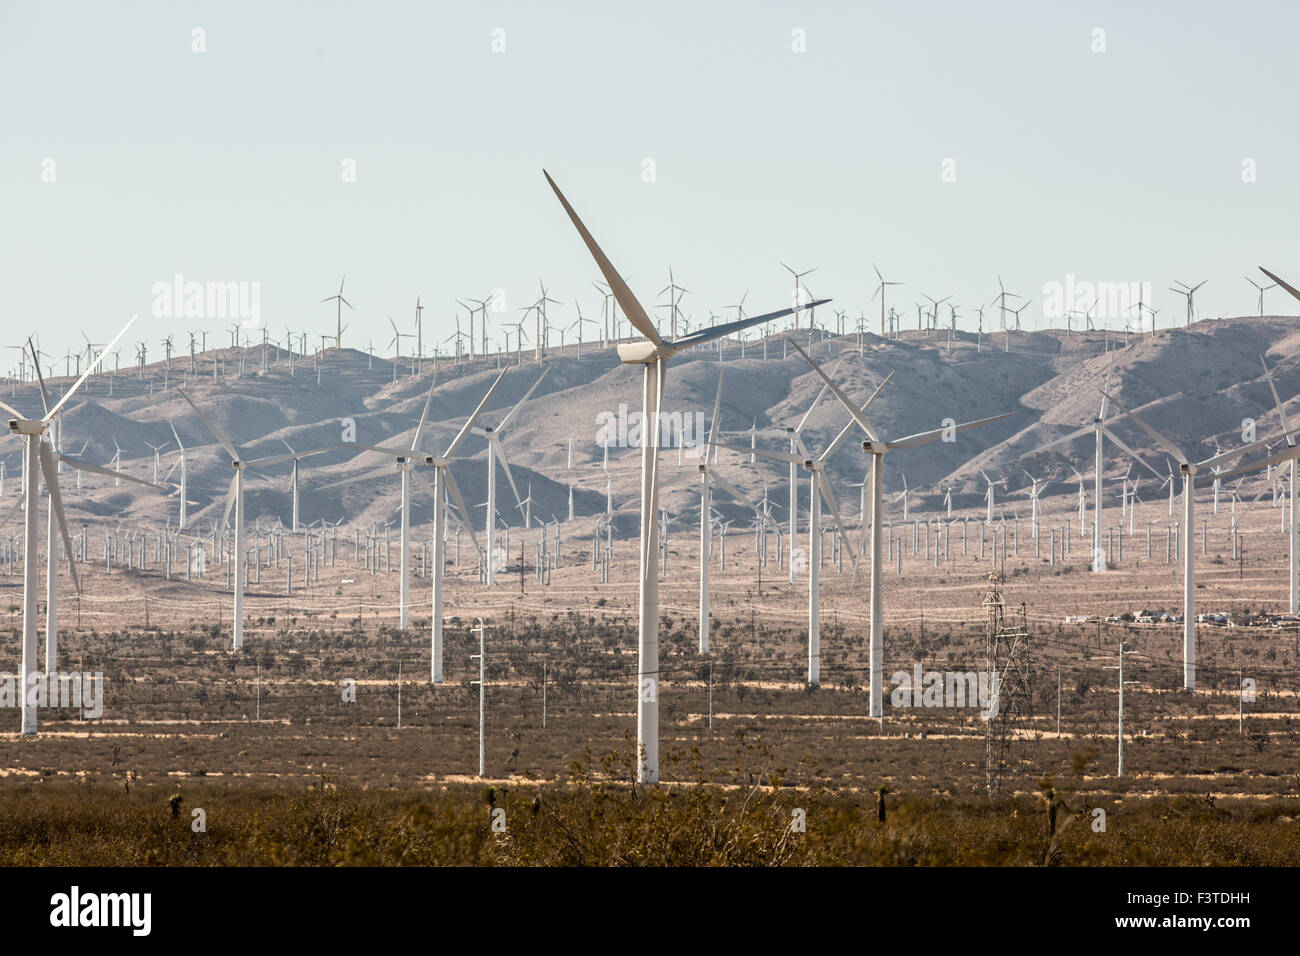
<box><xmin>617</xmin><ymin>341</ymin><xmax>664</xmax><ymax>364</ymax></box>
<box><xmin>8</xmin><ymin>419</ymin><xmax>45</xmax><ymax>436</ymax></box>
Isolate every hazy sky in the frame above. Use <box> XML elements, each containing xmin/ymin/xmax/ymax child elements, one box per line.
<box><xmin>3</xmin><ymin>0</ymin><xmax>1298</xmax><ymax>370</ymax></box>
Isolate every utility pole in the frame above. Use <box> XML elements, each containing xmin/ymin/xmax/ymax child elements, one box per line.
<box><xmin>397</xmin><ymin>659</ymin><xmax>403</xmax><ymax>729</ymax></box>
<box><xmin>1105</xmin><ymin>642</ymin><xmax>1138</xmax><ymax>777</ymax></box>
<box><xmin>471</xmin><ymin>619</ymin><xmax>490</xmax><ymax>778</ymax></box>
<box><xmin>542</xmin><ymin>658</ymin><xmax>548</xmax><ymax>731</ymax></box>
<box><xmin>708</xmin><ymin>659</ymin><xmax>714</xmax><ymax>732</ymax></box>
<box><xmin>1056</xmin><ymin>664</ymin><xmax>1061</xmax><ymax>737</ymax></box>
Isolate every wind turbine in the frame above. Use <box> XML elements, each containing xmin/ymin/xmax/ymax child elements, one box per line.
<box><xmin>1169</xmin><ymin>279</ymin><xmax>1206</xmax><ymax>327</ymax></box>
<box><xmin>1035</xmin><ymin>368</ymin><xmax>1159</xmax><ymax>561</ymax></box>
<box><xmin>980</xmin><ymin>471</ymin><xmax>1000</xmax><ymax>523</ymax></box>
<box><xmin>416</xmin><ymin>370</ymin><xmax>507</xmax><ymax>683</ymax></box>
<box><xmin>177</xmin><ymin>390</ymin><xmax>334</xmax><ymax>649</ymax></box>
<box><xmin>872</xmin><ymin>264</ymin><xmax>903</xmax><ymax>338</ymax></box>
<box><xmin>1101</xmin><ymin>390</ymin><xmax>1264</xmax><ymax>691</ymax></box>
<box><xmin>544</xmin><ymin>169</ymin><xmax>821</xmax><ymax>783</ymax></box>
<box><xmin>1021</xmin><ymin>470</ymin><xmax>1050</xmax><ymax>538</ymax></box>
<box><xmin>990</xmin><ymin>275</ymin><xmax>1021</xmax><ymax>330</ymax></box>
<box><xmin>718</xmin><ymin>374</ymin><xmax>870</xmax><ymax>686</ymax></box>
<box><xmin>321</xmin><ymin>277</ymin><xmax>353</xmax><ymax>351</ymax></box>
<box><xmin>658</xmin><ymin>268</ymin><xmax>690</xmax><ymax>339</ymax></box>
<box><xmin>1245</xmin><ymin>276</ymin><xmax>1276</xmax><ymax>316</ymax></box>
<box><xmin>276</xmin><ymin>437</ymin><xmax>323</xmax><ymax>533</ymax></box>
<box><xmin>782</xmin><ymin>339</ymin><xmax>1013</xmax><ymax>717</ymax></box>
<box><xmin>0</xmin><ymin>314</ymin><xmax>149</xmax><ymax>734</ymax></box>
<box><xmin>781</xmin><ymin>262</ymin><xmax>817</xmax><ymax>329</ymax></box>
<box><xmin>319</xmin><ymin>379</ymin><xmax>441</xmax><ymax>629</ymax></box>
<box><xmin>165</xmin><ymin>421</ymin><xmax>189</xmax><ymax>530</ymax></box>
<box><xmin>475</xmin><ymin>368</ymin><xmax>549</xmax><ymax>584</ymax></box>
<box><xmin>661</xmin><ymin>370</ymin><xmax>755</xmax><ymax>655</ymax></box>
<box><xmin>1260</xmin><ymin>354</ymin><xmax>1299</xmax><ymax>613</ymax></box>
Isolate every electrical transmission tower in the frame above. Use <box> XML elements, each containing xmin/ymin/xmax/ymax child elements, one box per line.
<box><xmin>981</xmin><ymin>571</ymin><xmax>1038</xmax><ymax>795</ymax></box>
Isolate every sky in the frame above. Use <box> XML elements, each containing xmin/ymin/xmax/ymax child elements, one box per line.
<box><xmin>2</xmin><ymin>0</ymin><xmax>1298</xmax><ymax>371</ymax></box>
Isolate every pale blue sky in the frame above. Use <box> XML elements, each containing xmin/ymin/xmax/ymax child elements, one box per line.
<box><xmin>3</xmin><ymin>0</ymin><xmax>1297</xmax><ymax>368</ymax></box>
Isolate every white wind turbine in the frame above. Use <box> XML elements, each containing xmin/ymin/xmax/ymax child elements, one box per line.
<box><xmin>781</xmin><ymin>368</ymin><xmax>839</xmax><ymax>583</ymax></box>
<box><xmin>1101</xmin><ymin>390</ymin><xmax>1265</xmax><ymax>691</ymax></box>
<box><xmin>980</xmin><ymin>470</ymin><xmax>1000</xmax><ymax>523</ymax></box>
<box><xmin>23</xmin><ymin>344</ymin><xmax>163</xmax><ymax>683</ymax></box>
<box><xmin>544</xmin><ymin>169</ymin><xmax>820</xmax><ymax>783</ymax></box>
<box><xmin>178</xmin><ymin>389</ymin><xmax>335</xmax><ymax>649</ymax></box>
<box><xmin>318</xmin><ymin>378</ymin><xmax>442</xmax><ymax>629</ymax></box>
<box><xmin>1034</xmin><ymin>370</ymin><xmax>1158</xmax><ymax>561</ymax></box>
<box><xmin>414</xmin><ymin>370</ymin><xmax>507</xmax><ymax>683</ymax></box>
<box><xmin>321</xmin><ymin>277</ymin><xmax>353</xmax><ymax>351</ymax></box>
<box><xmin>1259</xmin><ymin>354</ymin><xmax>1298</xmax><ymax>613</ymax></box>
<box><xmin>474</xmin><ymin>368</ymin><xmax>548</xmax><ymax>585</ymax></box>
<box><xmin>784</xmin><ymin>339</ymin><xmax>1013</xmax><ymax>717</ymax></box>
<box><xmin>1021</xmin><ymin>470</ymin><xmax>1050</xmax><ymax>538</ymax></box>
<box><xmin>718</xmin><ymin>373</ymin><xmax>872</xmax><ymax>686</ymax></box>
<box><xmin>165</xmin><ymin>421</ymin><xmax>189</xmax><ymax>530</ymax></box>
<box><xmin>659</xmin><ymin>370</ymin><xmax>756</xmax><ymax>655</ymax></box>
<box><xmin>0</xmin><ymin>314</ymin><xmax>151</xmax><ymax>734</ymax></box>
<box><xmin>872</xmin><ymin>264</ymin><xmax>903</xmax><ymax>338</ymax></box>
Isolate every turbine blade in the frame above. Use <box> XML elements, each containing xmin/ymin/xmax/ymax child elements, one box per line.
<box><xmin>1214</xmin><ymin>444</ymin><xmax>1300</xmax><ymax>484</ymax></box>
<box><xmin>1260</xmin><ymin>355</ymin><xmax>1295</xmax><ymax>443</ymax></box>
<box><xmin>715</xmin><ymin>440</ymin><xmax>804</xmax><ymax>466</ymax></box>
<box><xmin>672</xmin><ymin>302</ymin><xmax>832</xmax><ymax>351</ymax></box>
<box><xmin>46</xmin><ymin>314</ymin><xmax>138</xmax><ymax>421</ymax></box>
<box><xmin>816</xmin><ymin>470</ymin><xmax>859</xmax><ymax>579</ymax></box>
<box><xmin>177</xmin><ymin>389</ymin><xmax>243</xmax><ymax>462</ymax></box>
<box><xmin>1260</xmin><ymin>268</ymin><xmax>1300</xmax><ymax>306</ymax></box>
<box><xmin>888</xmin><ymin>412</ymin><xmax>1015</xmax><ymax>450</ymax></box>
<box><xmin>492</xmin><ymin>437</ymin><xmax>525</xmax><ymax>510</ymax></box>
<box><xmin>543</xmin><ymin>171</ymin><xmax>662</xmax><ymax>347</ymax></box>
<box><xmin>497</xmin><ymin>367</ymin><xmax>549</xmax><ymax>433</ymax></box>
<box><xmin>1101</xmin><ymin>391</ymin><xmax>1188</xmax><ymax>465</ymax></box>
<box><xmin>820</xmin><ymin>374</ymin><xmax>892</xmax><ymax>461</ymax></box>
<box><xmin>246</xmin><ymin>446</ymin><xmax>335</xmax><ymax>470</ymax></box>
<box><xmin>58</xmin><ymin>454</ymin><xmax>162</xmax><ymax>488</ymax></box>
<box><xmin>442</xmin><ymin>468</ymin><xmax>481</xmax><ymax>553</ymax></box>
<box><xmin>222</xmin><ymin>474</ymin><xmax>238</xmax><ymax>530</ymax></box>
<box><xmin>709</xmin><ymin>470</ymin><xmax>754</xmax><ymax>510</ymax></box>
<box><xmin>39</xmin><ymin>442</ymin><xmax>80</xmax><ymax>594</ymax></box>
<box><xmin>318</xmin><ymin>465</ymin><xmax>396</xmax><ymax>491</ymax></box>
<box><xmin>29</xmin><ymin>340</ymin><xmax>52</xmax><ymax>417</ymax></box>
<box><xmin>444</xmin><ymin>368</ymin><xmax>510</xmax><ymax>459</ymax></box>
<box><xmin>410</xmin><ymin>374</ymin><xmax>440</xmax><ymax>451</ymax></box>
<box><xmin>789</xmin><ymin>338</ymin><xmax>886</xmax><ymax>442</ymax></box>
<box><xmin>708</xmin><ymin>369</ymin><xmax>725</xmax><ymax>450</ymax></box>
<box><xmin>1035</xmin><ymin>422</ymin><xmax>1097</xmax><ymax>454</ymax></box>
